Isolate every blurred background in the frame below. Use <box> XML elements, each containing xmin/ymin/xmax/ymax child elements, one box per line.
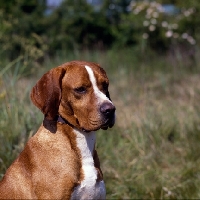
<box><xmin>0</xmin><ymin>0</ymin><xmax>199</xmax><ymax>61</ymax></box>
<box><xmin>1</xmin><ymin>0</ymin><xmax>200</xmax><ymax>199</ymax></box>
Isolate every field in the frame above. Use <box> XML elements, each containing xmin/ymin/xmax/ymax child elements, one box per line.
<box><xmin>1</xmin><ymin>48</ymin><xmax>200</xmax><ymax>199</ymax></box>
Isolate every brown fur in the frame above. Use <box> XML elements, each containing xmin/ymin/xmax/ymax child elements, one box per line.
<box><xmin>0</xmin><ymin>60</ymin><xmax>115</xmax><ymax>199</ymax></box>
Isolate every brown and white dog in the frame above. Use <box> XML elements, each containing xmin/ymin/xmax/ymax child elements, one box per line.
<box><xmin>0</xmin><ymin>61</ymin><xmax>115</xmax><ymax>199</ymax></box>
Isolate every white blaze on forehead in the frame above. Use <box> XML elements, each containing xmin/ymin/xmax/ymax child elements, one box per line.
<box><xmin>85</xmin><ymin>65</ymin><xmax>111</xmax><ymax>103</ymax></box>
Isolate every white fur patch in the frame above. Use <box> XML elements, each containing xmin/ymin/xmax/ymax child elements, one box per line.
<box><xmin>85</xmin><ymin>65</ymin><xmax>112</xmax><ymax>104</ymax></box>
<box><xmin>70</xmin><ymin>129</ymin><xmax>106</xmax><ymax>200</ymax></box>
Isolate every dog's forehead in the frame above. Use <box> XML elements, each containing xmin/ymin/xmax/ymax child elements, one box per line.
<box><xmin>62</xmin><ymin>62</ymin><xmax>108</xmax><ymax>86</ymax></box>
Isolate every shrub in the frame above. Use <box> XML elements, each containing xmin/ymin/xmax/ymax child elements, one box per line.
<box><xmin>129</xmin><ymin>1</ymin><xmax>198</xmax><ymax>53</ymax></box>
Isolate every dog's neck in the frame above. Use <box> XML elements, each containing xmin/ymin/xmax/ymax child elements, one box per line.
<box><xmin>57</xmin><ymin>115</ymin><xmax>75</xmax><ymax>128</ymax></box>
<box><xmin>57</xmin><ymin>115</ymin><xmax>90</xmax><ymax>133</ymax></box>
<box><xmin>57</xmin><ymin>115</ymin><xmax>68</xmax><ymax>124</ymax></box>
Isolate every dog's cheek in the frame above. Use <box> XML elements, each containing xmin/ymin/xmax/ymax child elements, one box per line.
<box><xmin>59</xmin><ymin>100</ymin><xmax>74</xmax><ymax>118</ymax></box>
<box><xmin>74</xmin><ymin>109</ymin><xmax>96</xmax><ymax>131</ymax></box>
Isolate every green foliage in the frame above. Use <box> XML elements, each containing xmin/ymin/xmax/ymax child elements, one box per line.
<box><xmin>0</xmin><ymin>1</ymin><xmax>47</xmax><ymax>61</ymax></box>
<box><xmin>129</xmin><ymin>1</ymin><xmax>198</xmax><ymax>53</ymax></box>
<box><xmin>1</xmin><ymin>0</ymin><xmax>200</xmax><ymax>60</ymax></box>
<box><xmin>0</xmin><ymin>59</ymin><xmax>42</xmax><ymax>175</ymax></box>
<box><xmin>46</xmin><ymin>0</ymin><xmax>115</xmax><ymax>51</ymax></box>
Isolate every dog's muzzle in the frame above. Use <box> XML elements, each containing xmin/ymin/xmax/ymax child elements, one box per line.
<box><xmin>100</xmin><ymin>102</ymin><xmax>116</xmax><ymax>130</ymax></box>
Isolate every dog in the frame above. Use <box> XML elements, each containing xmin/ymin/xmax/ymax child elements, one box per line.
<box><xmin>0</xmin><ymin>61</ymin><xmax>115</xmax><ymax>199</ymax></box>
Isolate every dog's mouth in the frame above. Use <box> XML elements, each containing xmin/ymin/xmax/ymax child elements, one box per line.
<box><xmin>81</xmin><ymin>115</ymin><xmax>115</xmax><ymax>132</ymax></box>
<box><xmin>100</xmin><ymin>115</ymin><xmax>115</xmax><ymax>130</ymax></box>
<box><xmin>100</xmin><ymin>119</ymin><xmax>110</xmax><ymax>130</ymax></box>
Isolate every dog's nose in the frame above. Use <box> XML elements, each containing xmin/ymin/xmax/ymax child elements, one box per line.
<box><xmin>100</xmin><ymin>102</ymin><xmax>115</xmax><ymax>117</ymax></box>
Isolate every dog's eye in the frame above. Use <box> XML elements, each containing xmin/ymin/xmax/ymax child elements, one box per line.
<box><xmin>74</xmin><ymin>86</ymin><xmax>87</xmax><ymax>94</ymax></box>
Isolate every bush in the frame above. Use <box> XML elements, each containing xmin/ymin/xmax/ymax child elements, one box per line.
<box><xmin>0</xmin><ymin>1</ymin><xmax>47</xmax><ymax>61</ymax></box>
<box><xmin>127</xmin><ymin>1</ymin><xmax>200</xmax><ymax>55</ymax></box>
<box><xmin>46</xmin><ymin>0</ymin><xmax>115</xmax><ymax>52</ymax></box>
<box><xmin>0</xmin><ymin>0</ymin><xmax>200</xmax><ymax>63</ymax></box>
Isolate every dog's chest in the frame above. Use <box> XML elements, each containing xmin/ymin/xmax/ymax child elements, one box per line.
<box><xmin>70</xmin><ymin>130</ymin><xmax>106</xmax><ymax>200</ymax></box>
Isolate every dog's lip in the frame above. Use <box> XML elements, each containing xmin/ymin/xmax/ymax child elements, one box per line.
<box><xmin>100</xmin><ymin>118</ymin><xmax>113</xmax><ymax>130</ymax></box>
<box><xmin>81</xmin><ymin>121</ymin><xmax>109</xmax><ymax>132</ymax></box>
<box><xmin>81</xmin><ymin>115</ymin><xmax>115</xmax><ymax>132</ymax></box>
<box><xmin>101</xmin><ymin>123</ymin><xmax>109</xmax><ymax>130</ymax></box>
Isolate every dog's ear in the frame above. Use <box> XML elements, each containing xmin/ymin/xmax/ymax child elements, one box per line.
<box><xmin>30</xmin><ymin>67</ymin><xmax>66</xmax><ymax>121</ymax></box>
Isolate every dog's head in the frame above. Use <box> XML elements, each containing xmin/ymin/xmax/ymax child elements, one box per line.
<box><xmin>31</xmin><ymin>61</ymin><xmax>115</xmax><ymax>132</ymax></box>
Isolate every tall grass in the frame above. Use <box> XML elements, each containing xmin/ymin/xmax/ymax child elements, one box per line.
<box><xmin>1</xmin><ymin>48</ymin><xmax>200</xmax><ymax>198</ymax></box>
<box><xmin>0</xmin><ymin>57</ymin><xmax>43</xmax><ymax>176</ymax></box>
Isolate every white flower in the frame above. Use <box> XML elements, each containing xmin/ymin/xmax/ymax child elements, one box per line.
<box><xmin>150</xmin><ymin>2</ymin><xmax>157</xmax><ymax>7</ymax></box>
<box><xmin>157</xmin><ymin>5</ymin><xmax>164</xmax><ymax>13</ymax></box>
<box><xmin>152</xmin><ymin>12</ymin><xmax>159</xmax><ymax>18</ymax></box>
<box><xmin>165</xmin><ymin>30</ymin><xmax>173</xmax><ymax>38</ymax></box>
<box><xmin>184</xmin><ymin>8</ymin><xmax>195</xmax><ymax>17</ymax></box>
<box><xmin>147</xmin><ymin>8</ymin><xmax>153</xmax><ymax>15</ymax></box>
<box><xmin>151</xmin><ymin>18</ymin><xmax>157</xmax><ymax>24</ymax></box>
<box><xmin>187</xmin><ymin>36</ymin><xmax>196</xmax><ymax>45</ymax></box>
<box><xmin>182</xmin><ymin>33</ymin><xmax>188</xmax><ymax>39</ymax></box>
<box><xmin>143</xmin><ymin>21</ymin><xmax>149</xmax><ymax>26</ymax></box>
<box><xmin>138</xmin><ymin>5</ymin><xmax>145</xmax><ymax>12</ymax></box>
<box><xmin>133</xmin><ymin>8</ymin><xmax>141</xmax><ymax>14</ymax></box>
<box><xmin>172</xmin><ymin>24</ymin><xmax>178</xmax><ymax>29</ymax></box>
<box><xmin>162</xmin><ymin>21</ymin><xmax>168</xmax><ymax>28</ymax></box>
<box><xmin>184</xmin><ymin>10</ymin><xmax>191</xmax><ymax>17</ymax></box>
<box><xmin>149</xmin><ymin>25</ymin><xmax>156</xmax><ymax>31</ymax></box>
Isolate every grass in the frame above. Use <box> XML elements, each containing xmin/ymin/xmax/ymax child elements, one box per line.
<box><xmin>1</xmin><ymin>48</ymin><xmax>200</xmax><ymax>199</ymax></box>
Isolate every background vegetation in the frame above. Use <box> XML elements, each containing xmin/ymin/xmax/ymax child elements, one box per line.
<box><xmin>1</xmin><ymin>0</ymin><xmax>200</xmax><ymax>199</ymax></box>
